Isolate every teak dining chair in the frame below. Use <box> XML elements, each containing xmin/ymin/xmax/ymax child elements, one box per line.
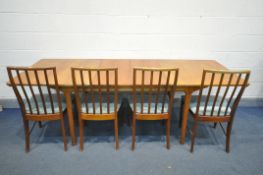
<box><xmin>189</xmin><ymin>69</ymin><xmax>250</xmax><ymax>153</ymax></box>
<box><xmin>71</xmin><ymin>68</ymin><xmax>119</xmax><ymax>151</ymax></box>
<box><xmin>131</xmin><ymin>68</ymin><xmax>179</xmax><ymax>150</ymax></box>
<box><xmin>7</xmin><ymin>67</ymin><xmax>67</xmax><ymax>152</ymax></box>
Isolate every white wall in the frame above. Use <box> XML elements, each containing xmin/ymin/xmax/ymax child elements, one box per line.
<box><xmin>0</xmin><ymin>0</ymin><xmax>263</xmax><ymax>100</ymax></box>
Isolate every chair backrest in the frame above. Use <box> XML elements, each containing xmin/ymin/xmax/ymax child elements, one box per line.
<box><xmin>7</xmin><ymin>67</ymin><xmax>63</xmax><ymax>115</ymax></box>
<box><xmin>133</xmin><ymin>68</ymin><xmax>179</xmax><ymax>114</ymax></box>
<box><xmin>71</xmin><ymin>68</ymin><xmax>118</xmax><ymax>115</ymax></box>
<box><xmin>196</xmin><ymin>69</ymin><xmax>250</xmax><ymax>117</ymax></box>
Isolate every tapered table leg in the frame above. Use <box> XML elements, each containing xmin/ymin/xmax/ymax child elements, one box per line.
<box><xmin>64</xmin><ymin>89</ymin><xmax>77</xmax><ymax>145</ymax></box>
<box><xmin>180</xmin><ymin>90</ymin><xmax>192</xmax><ymax>144</ymax></box>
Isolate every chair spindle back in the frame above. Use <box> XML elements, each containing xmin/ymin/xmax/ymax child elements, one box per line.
<box><xmin>7</xmin><ymin>67</ymin><xmax>63</xmax><ymax>115</ymax></box>
<box><xmin>133</xmin><ymin>68</ymin><xmax>179</xmax><ymax>115</ymax></box>
<box><xmin>196</xmin><ymin>69</ymin><xmax>250</xmax><ymax>117</ymax></box>
<box><xmin>72</xmin><ymin>68</ymin><xmax>118</xmax><ymax>115</ymax></box>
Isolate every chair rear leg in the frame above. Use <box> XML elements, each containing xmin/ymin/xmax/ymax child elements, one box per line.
<box><xmin>190</xmin><ymin>120</ymin><xmax>198</xmax><ymax>153</ymax></box>
<box><xmin>24</xmin><ymin>120</ymin><xmax>30</xmax><ymax>153</ymax></box>
<box><xmin>60</xmin><ymin>118</ymin><xmax>67</xmax><ymax>151</ymax></box>
<box><xmin>179</xmin><ymin>97</ymin><xmax>184</xmax><ymax>128</ymax></box>
<box><xmin>38</xmin><ymin>121</ymin><xmax>43</xmax><ymax>128</ymax></box>
<box><xmin>114</xmin><ymin>118</ymin><xmax>119</xmax><ymax>150</ymax></box>
<box><xmin>79</xmin><ymin>119</ymin><xmax>84</xmax><ymax>151</ymax></box>
<box><xmin>213</xmin><ymin>123</ymin><xmax>217</xmax><ymax>128</ymax></box>
<box><xmin>131</xmin><ymin>117</ymin><xmax>136</xmax><ymax>151</ymax></box>
<box><xmin>226</xmin><ymin>122</ymin><xmax>233</xmax><ymax>153</ymax></box>
<box><xmin>166</xmin><ymin>119</ymin><xmax>171</xmax><ymax>149</ymax></box>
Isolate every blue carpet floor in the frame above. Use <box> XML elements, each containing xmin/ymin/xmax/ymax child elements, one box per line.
<box><xmin>0</xmin><ymin>106</ymin><xmax>263</xmax><ymax>175</ymax></box>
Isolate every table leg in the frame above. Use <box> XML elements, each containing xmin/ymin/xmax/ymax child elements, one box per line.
<box><xmin>180</xmin><ymin>90</ymin><xmax>192</xmax><ymax>144</ymax></box>
<box><xmin>64</xmin><ymin>89</ymin><xmax>76</xmax><ymax>145</ymax></box>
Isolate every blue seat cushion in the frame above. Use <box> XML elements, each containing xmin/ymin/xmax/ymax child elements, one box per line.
<box><xmin>81</xmin><ymin>103</ymin><xmax>119</xmax><ymax>114</ymax></box>
<box><xmin>130</xmin><ymin>103</ymin><xmax>169</xmax><ymax>114</ymax></box>
<box><xmin>190</xmin><ymin>97</ymin><xmax>231</xmax><ymax>116</ymax></box>
<box><xmin>25</xmin><ymin>101</ymin><xmax>66</xmax><ymax>114</ymax></box>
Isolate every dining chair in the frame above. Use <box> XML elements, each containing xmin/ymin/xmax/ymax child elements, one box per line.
<box><xmin>7</xmin><ymin>67</ymin><xmax>67</xmax><ymax>152</ymax></box>
<box><xmin>131</xmin><ymin>68</ymin><xmax>179</xmax><ymax>150</ymax></box>
<box><xmin>71</xmin><ymin>67</ymin><xmax>119</xmax><ymax>151</ymax></box>
<box><xmin>189</xmin><ymin>69</ymin><xmax>250</xmax><ymax>153</ymax></box>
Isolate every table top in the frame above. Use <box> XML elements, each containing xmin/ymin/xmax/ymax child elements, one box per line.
<box><xmin>25</xmin><ymin>59</ymin><xmax>228</xmax><ymax>88</ymax></box>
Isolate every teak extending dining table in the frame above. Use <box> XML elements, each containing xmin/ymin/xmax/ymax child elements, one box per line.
<box><xmin>11</xmin><ymin>59</ymin><xmax>229</xmax><ymax>146</ymax></box>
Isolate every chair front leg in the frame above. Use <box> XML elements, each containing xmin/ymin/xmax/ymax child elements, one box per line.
<box><xmin>79</xmin><ymin>119</ymin><xmax>84</xmax><ymax>151</ymax></box>
<box><xmin>24</xmin><ymin>120</ymin><xmax>30</xmax><ymax>153</ymax></box>
<box><xmin>226</xmin><ymin>122</ymin><xmax>233</xmax><ymax>153</ymax></box>
<box><xmin>166</xmin><ymin>119</ymin><xmax>171</xmax><ymax>149</ymax></box>
<box><xmin>190</xmin><ymin>120</ymin><xmax>198</xmax><ymax>153</ymax></box>
<box><xmin>131</xmin><ymin>117</ymin><xmax>136</xmax><ymax>151</ymax></box>
<box><xmin>60</xmin><ymin>118</ymin><xmax>67</xmax><ymax>151</ymax></box>
<box><xmin>114</xmin><ymin>117</ymin><xmax>119</xmax><ymax>150</ymax></box>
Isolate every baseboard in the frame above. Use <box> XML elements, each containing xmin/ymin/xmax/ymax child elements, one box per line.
<box><xmin>0</xmin><ymin>96</ymin><xmax>262</xmax><ymax>109</ymax></box>
<box><xmin>0</xmin><ymin>99</ymin><xmax>19</xmax><ymax>108</ymax></box>
<box><xmin>239</xmin><ymin>98</ymin><xmax>263</xmax><ymax>107</ymax></box>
